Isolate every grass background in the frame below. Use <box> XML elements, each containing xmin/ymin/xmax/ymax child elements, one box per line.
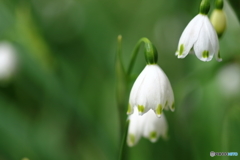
<box><xmin>0</xmin><ymin>0</ymin><xmax>239</xmax><ymax>160</ymax></box>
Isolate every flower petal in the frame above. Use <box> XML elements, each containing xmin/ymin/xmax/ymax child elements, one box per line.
<box><xmin>176</xmin><ymin>14</ymin><xmax>204</xmax><ymax>58</ymax></box>
<box><xmin>193</xmin><ymin>16</ymin><xmax>215</xmax><ymax>61</ymax></box>
<box><xmin>166</xmin><ymin>80</ymin><xmax>175</xmax><ymax>111</ymax></box>
<box><xmin>135</xmin><ymin>65</ymin><xmax>161</xmax><ymax>114</ymax></box>
<box><xmin>153</xmin><ymin>66</ymin><xmax>169</xmax><ymax>114</ymax></box>
<box><xmin>204</xmin><ymin>16</ymin><xmax>221</xmax><ymax>61</ymax></box>
<box><xmin>142</xmin><ymin>110</ymin><xmax>168</xmax><ymax>142</ymax></box>
<box><xmin>127</xmin><ymin>108</ymin><xmax>143</xmax><ymax>147</ymax></box>
<box><xmin>128</xmin><ymin>66</ymin><xmax>149</xmax><ymax>115</ymax></box>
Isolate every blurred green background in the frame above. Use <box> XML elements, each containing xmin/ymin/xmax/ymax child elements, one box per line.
<box><xmin>0</xmin><ymin>0</ymin><xmax>239</xmax><ymax>160</ymax></box>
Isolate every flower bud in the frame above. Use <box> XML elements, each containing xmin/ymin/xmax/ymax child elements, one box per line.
<box><xmin>210</xmin><ymin>0</ymin><xmax>226</xmax><ymax>38</ymax></box>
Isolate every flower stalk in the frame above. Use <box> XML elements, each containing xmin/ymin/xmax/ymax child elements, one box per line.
<box><xmin>119</xmin><ymin>120</ymin><xmax>129</xmax><ymax>160</ymax></box>
<box><xmin>116</xmin><ymin>36</ymin><xmax>159</xmax><ymax>159</ymax></box>
<box><xmin>127</xmin><ymin>37</ymin><xmax>157</xmax><ymax>76</ymax></box>
<box><xmin>116</xmin><ymin>36</ymin><xmax>174</xmax><ymax>158</ymax></box>
<box><xmin>116</xmin><ymin>35</ymin><xmax>127</xmax><ymax>138</ymax></box>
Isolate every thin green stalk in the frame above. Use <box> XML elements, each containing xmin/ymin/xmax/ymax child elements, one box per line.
<box><xmin>119</xmin><ymin>120</ymin><xmax>129</xmax><ymax>160</ymax></box>
<box><xmin>116</xmin><ymin>35</ymin><xmax>130</xmax><ymax>160</ymax></box>
<box><xmin>116</xmin><ymin>37</ymin><xmax>156</xmax><ymax>160</ymax></box>
<box><xmin>127</xmin><ymin>37</ymin><xmax>154</xmax><ymax>76</ymax></box>
<box><xmin>116</xmin><ymin>35</ymin><xmax>127</xmax><ymax>141</ymax></box>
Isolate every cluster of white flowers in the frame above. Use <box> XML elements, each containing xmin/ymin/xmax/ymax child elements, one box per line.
<box><xmin>127</xmin><ymin>64</ymin><xmax>174</xmax><ymax>146</ymax></box>
<box><xmin>126</xmin><ymin>0</ymin><xmax>226</xmax><ymax>147</ymax></box>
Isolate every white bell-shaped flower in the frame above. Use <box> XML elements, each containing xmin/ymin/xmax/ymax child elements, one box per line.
<box><xmin>127</xmin><ymin>108</ymin><xmax>168</xmax><ymax>147</ymax></box>
<box><xmin>0</xmin><ymin>42</ymin><xmax>18</xmax><ymax>81</ymax></box>
<box><xmin>216</xmin><ymin>63</ymin><xmax>240</xmax><ymax>98</ymax></box>
<box><xmin>127</xmin><ymin>64</ymin><xmax>174</xmax><ymax>117</ymax></box>
<box><xmin>175</xmin><ymin>14</ymin><xmax>221</xmax><ymax>62</ymax></box>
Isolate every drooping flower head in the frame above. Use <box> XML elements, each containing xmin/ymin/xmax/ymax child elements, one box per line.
<box><xmin>127</xmin><ymin>108</ymin><xmax>168</xmax><ymax>147</ymax></box>
<box><xmin>127</xmin><ymin>38</ymin><xmax>174</xmax><ymax>117</ymax></box>
<box><xmin>127</xmin><ymin>64</ymin><xmax>174</xmax><ymax>117</ymax></box>
<box><xmin>175</xmin><ymin>0</ymin><xmax>221</xmax><ymax>62</ymax></box>
<box><xmin>125</xmin><ymin>38</ymin><xmax>174</xmax><ymax>146</ymax></box>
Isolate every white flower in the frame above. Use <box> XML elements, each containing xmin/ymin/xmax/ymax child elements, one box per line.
<box><xmin>175</xmin><ymin>14</ymin><xmax>221</xmax><ymax>62</ymax></box>
<box><xmin>0</xmin><ymin>42</ymin><xmax>18</xmax><ymax>81</ymax></box>
<box><xmin>127</xmin><ymin>64</ymin><xmax>174</xmax><ymax>117</ymax></box>
<box><xmin>127</xmin><ymin>108</ymin><xmax>168</xmax><ymax>147</ymax></box>
<box><xmin>216</xmin><ymin>64</ymin><xmax>240</xmax><ymax>98</ymax></box>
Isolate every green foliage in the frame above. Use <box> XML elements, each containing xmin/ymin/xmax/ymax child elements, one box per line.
<box><xmin>0</xmin><ymin>0</ymin><xmax>239</xmax><ymax>160</ymax></box>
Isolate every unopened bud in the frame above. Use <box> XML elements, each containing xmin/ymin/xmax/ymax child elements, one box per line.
<box><xmin>210</xmin><ymin>9</ymin><xmax>226</xmax><ymax>38</ymax></box>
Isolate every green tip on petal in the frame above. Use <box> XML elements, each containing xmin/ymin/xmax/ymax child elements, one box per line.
<box><xmin>165</xmin><ymin>101</ymin><xmax>168</xmax><ymax>107</ymax></box>
<box><xmin>218</xmin><ymin>51</ymin><xmax>221</xmax><ymax>59</ymax></box>
<box><xmin>149</xmin><ymin>131</ymin><xmax>157</xmax><ymax>141</ymax></box>
<box><xmin>200</xmin><ymin>0</ymin><xmax>210</xmax><ymax>15</ymax></box>
<box><xmin>215</xmin><ymin>0</ymin><xmax>223</xmax><ymax>9</ymax></box>
<box><xmin>128</xmin><ymin>134</ymin><xmax>135</xmax><ymax>146</ymax></box>
<box><xmin>155</xmin><ymin>104</ymin><xmax>162</xmax><ymax>117</ymax></box>
<box><xmin>171</xmin><ymin>102</ymin><xmax>175</xmax><ymax>111</ymax></box>
<box><xmin>137</xmin><ymin>105</ymin><xmax>145</xmax><ymax>114</ymax></box>
<box><xmin>127</xmin><ymin>104</ymin><xmax>132</xmax><ymax>114</ymax></box>
<box><xmin>202</xmin><ymin>50</ymin><xmax>209</xmax><ymax>58</ymax></box>
<box><xmin>217</xmin><ymin>51</ymin><xmax>222</xmax><ymax>62</ymax></box>
<box><xmin>179</xmin><ymin>44</ymin><xmax>184</xmax><ymax>56</ymax></box>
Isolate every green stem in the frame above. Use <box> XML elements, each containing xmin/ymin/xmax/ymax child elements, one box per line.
<box><xmin>116</xmin><ymin>35</ymin><xmax>130</xmax><ymax>160</ymax></box>
<box><xmin>119</xmin><ymin>120</ymin><xmax>129</xmax><ymax>160</ymax></box>
<box><xmin>199</xmin><ymin>0</ymin><xmax>210</xmax><ymax>15</ymax></box>
<box><xmin>126</xmin><ymin>37</ymin><xmax>157</xmax><ymax>76</ymax></box>
<box><xmin>116</xmin><ymin>37</ymin><xmax>157</xmax><ymax>160</ymax></box>
<box><xmin>116</xmin><ymin>35</ymin><xmax>127</xmax><ymax>138</ymax></box>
